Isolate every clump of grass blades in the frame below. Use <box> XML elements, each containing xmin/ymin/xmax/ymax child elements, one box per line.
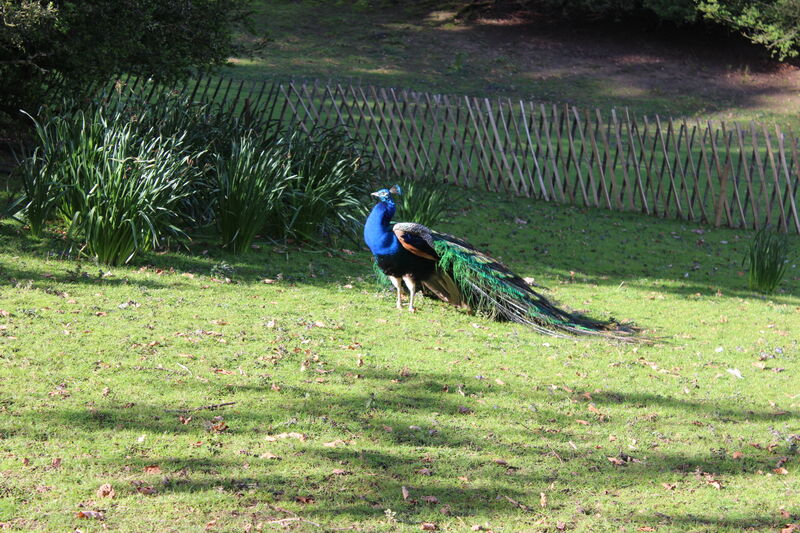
<box><xmin>16</xmin><ymin>91</ymin><xmax>370</xmax><ymax>259</ymax></box>
<box><xmin>104</xmin><ymin>90</ymin><xmax>280</xmax><ymax>230</ymax></box>
<box><xmin>268</xmin><ymin>129</ymin><xmax>373</xmax><ymax>243</ymax></box>
<box><xmin>394</xmin><ymin>178</ymin><xmax>453</xmax><ymax>227</ymax></box>
<box><xmin>215</xmin><ymin>134</ymin><xmax>294</xmax><ymax>253</ymax></box>
<box><xmin>743</xmin><ymin>227</ymin><xmax>790</xmax><ymax>294</ymax></box>
<box><xmin>14</xmin><ymin>146</ymin><xmax>61</xmax><ymax>237</ymax></box>
<box><xmin>15</xmin><ymin>110</ymin><xmax>107</xmax><ymax>236</ymax></box>
<box><xmin>74</xmin><ymin>130</ymin><xmax>197</xmax><ymax>265</ymax></box>
<box><xmin>19</xmin><ymin>107</ymin><xmax>200</xmax><ymax>265</ymax></box>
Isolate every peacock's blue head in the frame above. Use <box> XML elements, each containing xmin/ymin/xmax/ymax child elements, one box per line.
<box><xmin>370</xmin><ymin>184</ymin><xmax>402</xmax><ymax>203</ymax></box>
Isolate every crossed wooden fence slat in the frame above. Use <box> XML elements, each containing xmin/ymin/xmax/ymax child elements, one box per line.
<box><xmin>105</xmin><ymin>75</ymin><xmax>800</xmax><ymax>234</ymax></box>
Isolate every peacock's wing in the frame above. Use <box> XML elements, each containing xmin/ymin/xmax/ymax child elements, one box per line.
<box><xmin>386</xmin><ymin>223</ymin><xmax>467</xmax><ymax>307</ymax></box>
<box><xmin>392</xmin><ymin>222</ymin><xmax>439</xmax><ymax>261</ymax></box>
<box><xmin>429</xmin><ymin>230</ymin><xmax>635</xmax><ymax>340</ymax></box>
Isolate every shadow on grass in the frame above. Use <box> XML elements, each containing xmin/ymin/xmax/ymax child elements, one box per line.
<box><xmin>31</xmin><ymin>364</ymin><xmax>796</xmax><ymax>520</ymax></box>
<box><xmin>636</xmin><ymin>513</ymin><xmax>787</xmax><ymax>531</ymax></box>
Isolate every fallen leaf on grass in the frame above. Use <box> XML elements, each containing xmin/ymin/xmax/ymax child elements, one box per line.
<box><xmin>295</xmin><ymin>496</ymin><xmax>315</xmax><ymax>504</ymax></box>
<box><xmin>587</xmin><ymin>404</ymin><xmax>606</xmax><ymax>418</ymax></box>
<box><xmin>132</xmin><ymin>481</ymin><xmax>156</xmax><ymax>495</ymax></box>
<box><xmin>75</xmin><ymin>510</ymin><xmax>104</xmax><ymax>520</ymax></box>
<box><xmin>638</xmin><ymin>527</ymin><xmax>656</xmax><ymax>532</ymax></box>
<box><xmin>402</xmin><ymin>486</ymin><xmax>410</xmax><ymax>500</ymax></box>
<box><xmin>774</xmin><ymin>467</ymin><xmax>789</xmax><ymax>475</ymax></box>
<box><xmin>661</xmin><ymin>483</ymin><xmax>677</xmax><ymax>491</ymax></box>
<box><xmin>781</xmin><ymin>525</ymin><xmax>800</xmax><ymax>533</ymax></box>
<box><xmin>265</xmin><ymin>432</ymin><xmax>306</xmax><ymax>442</ymax></box>
<box><xmin>50</xmin><ymin>457</ymin><xmax>62</xmax><ymax>469</ymax></box>
<box><xmin>575</xmin><ymin>419</ymin><xmax>590</xmax><ymax>425</ymax></box>
<box><xmin>607</xmin><ymin>457</ymin><xmax>625</xmax><ymax>466</ymax></box>
<box><xmin>421</xmin><ymin>495</ymin><xmax>439</xmax><ymax>504</ymax></box>
<box><xmin>143</xmin><ymin>465</ymin><xmax>161</xmax><ymax>475</ymax></box>
<box><xmin>259</xmin><ymin>452</ymin><xmax>281</xmax><ymax>460</ymax></box>
<box><xmin>540</xmin><ymin>492</ymin><xmax>547</xmax><ymax>508</ymax></box>
<box><xmin>417</xmin><ymin>468</ymin><xmax>432</xmax><ymax>476</ymax></box>
<box><xmin>322</xmin><ymin>439</ymin><xmax>350</xmax><ymax>448</ymax></box>
<box><xmin>420</xmin><ymin>523</ymin><xmax>438</xmax><ymax>531</ymax></box>
<box><xmin>209</xmin><ymin>421</ymin><xmax>228</xmax><ymax>433</ymax></box>
<box><xmin>732</xmin><ymin>451</ymin><xmax>744</xmax><ymax>460</ymax></box>
<box><xmin>96</xmin><ymin>484</ymin><xmax>115</xmax><ymax>499</ymax></box>
<box><xmin>726</xmin><ymin>368</ymin><xmax>744</xmax><ymax>379</ymax></box>
<box><xmin>331</xmin><ymin>468</ymin><xmax>350</xmax><ymax>475</ymax></box>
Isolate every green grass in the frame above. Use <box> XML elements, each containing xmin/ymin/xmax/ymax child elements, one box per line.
<box><xmin>226</xmin><ymin>0</ymin><xmax>800</xmax><ymax>131</ymax></box>
<box><xmin>1</xmin><ymin>188</ymin><xmax>798</xmax><ymax>531</ymax></box>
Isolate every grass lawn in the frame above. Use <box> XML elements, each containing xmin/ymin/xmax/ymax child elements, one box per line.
<box><xmin>0</xmin><ymin>189</ymin><xmax>798</xmax><ymax>531</ymax></box>
<box><xmin>227</xmin><ymin>1</ymin><xmax>800</xmax><ymax>131</ymax></box>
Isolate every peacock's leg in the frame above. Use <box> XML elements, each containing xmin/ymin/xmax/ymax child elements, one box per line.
<box><xmin>388</xmin><ymin>276</ymin><xmax>403</xmax><ymax>309</ymax></box>
<box><xmin>402</xmin><ymin>275</ymin><xmax>417</xmax><ymax>313</ymax></box>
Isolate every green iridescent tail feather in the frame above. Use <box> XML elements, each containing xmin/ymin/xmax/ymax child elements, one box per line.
<box><xmin>430</xmin><ymin>232</ymin><xmax>639</xmax><ymax>341</ymax></box>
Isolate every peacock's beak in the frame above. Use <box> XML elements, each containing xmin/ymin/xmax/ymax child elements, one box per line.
<box><xmin>370</xmin><ymin>191</ymin><xmax>381</xmax><ymax>197</ymax></box>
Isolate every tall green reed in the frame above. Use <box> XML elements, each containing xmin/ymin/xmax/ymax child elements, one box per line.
<box><xmin>743</xmin><ymin>228</ymin><xmax>790</xmax><ymax>294</ymax></box>
<box><xmin>394</xmin><ymin>178</ymin><xmax>453</xmax><ymax>227</ymax></box>
<box><xmin>215</xmin><ymin>134</ymin><xmax>294</xmax><ymax>253</ymax></box>
<box><xmin>18</xmin><ymin>106</ymin><xmax>201</xmax><ymax>264</ymax></box>
<box><xmin>72</xmin><ymin>127</ymin><xmax>198</xmax><ymax>265</ymax></box>
<box><xmin>271</xmin><ymin>129</ymin><xmax>372</xmax><ymax>243</ymax></box>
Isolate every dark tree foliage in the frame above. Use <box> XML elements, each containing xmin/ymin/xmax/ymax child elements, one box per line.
<box><xmin>0</xmin><ymin>0</ymin><xmax>251</xmax><ymax>122</ymax></box>
<box><xmin>527</xmin><ymin>0</ymin><xmax>800</xmax><ymax>59</ymax></box>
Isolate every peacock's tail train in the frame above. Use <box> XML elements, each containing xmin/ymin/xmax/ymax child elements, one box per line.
<box><xmin>425</xmin><ymin>231</ymin><xmax>640</xmax><ymax>342</ymax></box>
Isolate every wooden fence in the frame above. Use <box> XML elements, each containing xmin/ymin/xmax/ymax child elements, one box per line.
<box><xmin>107</xmin><ymin>75</ymin><xmax>800</xmax><ymax>234</ymax></box>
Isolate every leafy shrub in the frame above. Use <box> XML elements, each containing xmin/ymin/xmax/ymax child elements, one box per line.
<box><xmin>73</xmin><ymin>129</ymin><xmax>197</xmax><ymax>265</ymax></box>
<box><xmin>0</xmin><ymin>1</ymin><xmax>251</xmax><ymax>125</ymax></box>
<box><xmin>698</xmin><ymin>0</ymin><xmax>800</xmax><ymax>60</ymax></box>
<box><xmin>215</xmin><ymin>135</ymin><xmax>294</xmax><ymax>253</ymax></box>
<box><xmin>16</xmin><ymin>93</ymin><xmax>372</xmax><ymax>260</ymax></box>
<box><xmin>18</xmin><ymin>106</ymin><xmax>200</xmax><ymax>264</ymax></box>
<box><xmin>268</xmin><ymin>130</ymin><xmax>373</xmax><ymax>243</ymax></box>
<box><xmin>394</xmin><ymin>179</ymin><xmax>453</xmax><ymax>228</ymax></box>
<box><xmin>743</xmin><ymin>228</ymin><xmax>790</xmax><ymax>293</ymax></box>
<box><xmin>120</xmin><ymin>91</ymin><xmax>270</xmax><ymax>229</ymax></box>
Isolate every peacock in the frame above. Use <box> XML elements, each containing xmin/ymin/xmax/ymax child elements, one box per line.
<box><xmin>364</xmin><ymin>185</ymin><xmax>639</xmax><ymax>341</ymax></box>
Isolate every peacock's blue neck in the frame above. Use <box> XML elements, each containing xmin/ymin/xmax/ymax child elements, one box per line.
<box><xmin>364</xmin><ymin>200</ymin><xmax>400</xmax><ymax>256</ymax></box>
